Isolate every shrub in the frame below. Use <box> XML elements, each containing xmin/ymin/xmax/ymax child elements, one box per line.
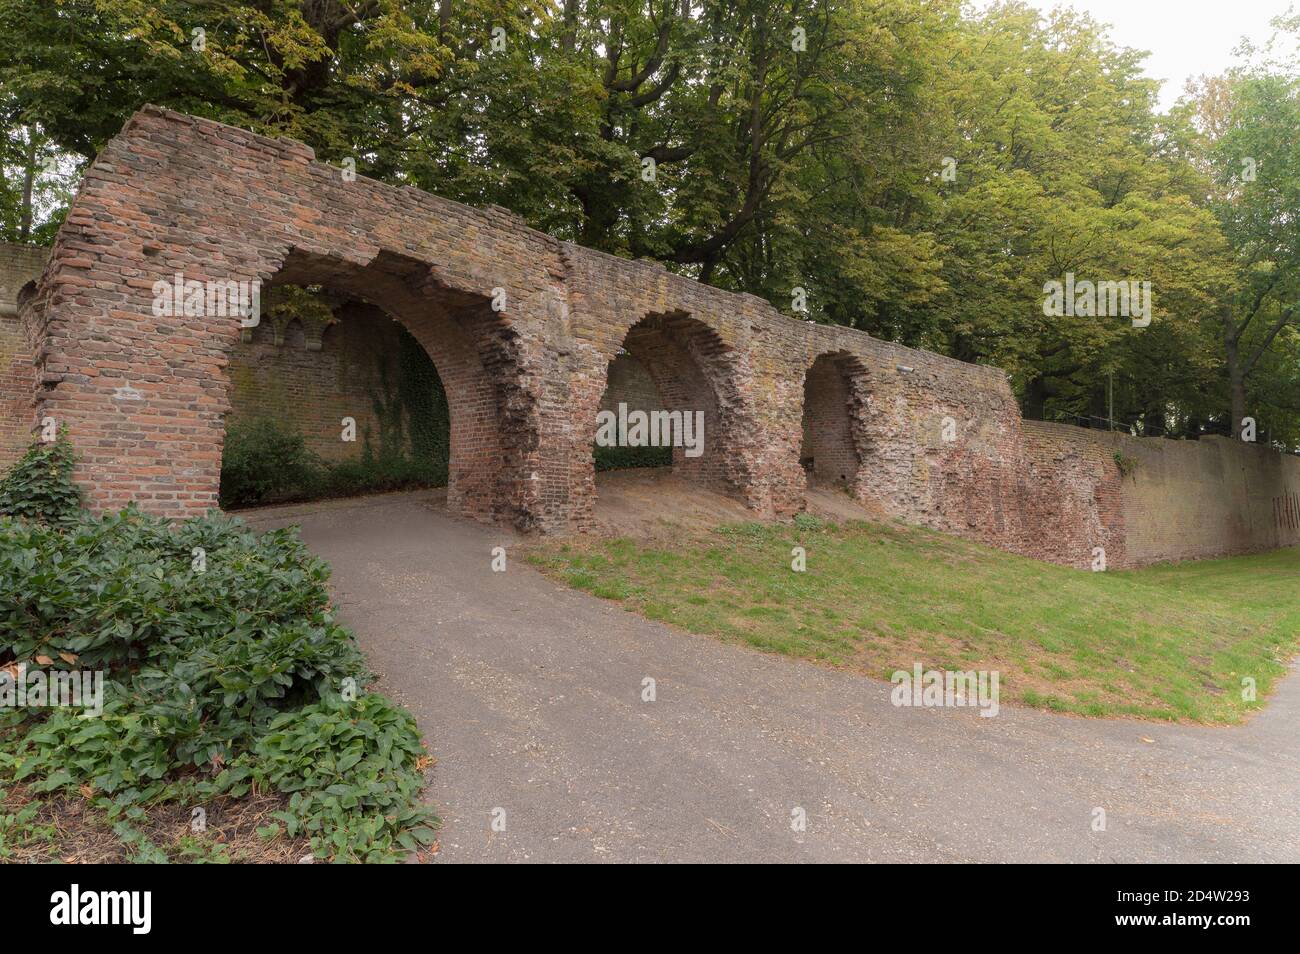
<box><xmin>1113</xmin><ymin>450</ymin><xmax>1138</xmax><ymax>480</ymax></box>
<box><xmin>217</xmin><ymin>695</ymin><xmax>437</xmax><ymax>861</ymax></box>
<box><xmin>220</xmin><ymin>418</ymin><xmax>446</xmax><ymax>508</ymax></box>
<box><xmin>220</xmin><ymin>417</ymin><xmax>324</xmax><ymax>508</ymax></box>
<box><xmin>323</xmin><ymin>442</ymin><xmax>447</xmax><ymax>498</ymax></box>
<box><xmin>0</xmin><ymin>436</ymin><xmax>435</xmax><ymax>861</ymax></box>
<box><xmin>593</xmin><ymin>443</ymin><xmax>673</xmax><ymax>471</ymax></box>
<box><xmin>0</xmin><ymin>433</ymin><xmax>82</xmax><ymax>526</ymax></box>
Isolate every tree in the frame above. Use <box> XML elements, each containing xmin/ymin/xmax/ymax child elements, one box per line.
<box><xmin>1195</xmin><ymin>53</ymin><xmax>1300</xmax><ymax>437</ymax></box>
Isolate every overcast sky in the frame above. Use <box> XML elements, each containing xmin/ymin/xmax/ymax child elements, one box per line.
<box><xmin>987</xmin><ymin>0</ymin><xmax>1295</xmax><ymax>109</ymax></box>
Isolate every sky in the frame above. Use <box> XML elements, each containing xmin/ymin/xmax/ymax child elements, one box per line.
<box><xmin>993</xmin><ymin>0</ymin><xmax>1295</xmax><ymax>109</ymax></box>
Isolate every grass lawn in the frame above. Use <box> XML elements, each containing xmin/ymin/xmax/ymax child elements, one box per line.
<box><xmin>527</xmin><ymin>516</ymin><xmax>1300</xmax><ymax>723</ymax></box>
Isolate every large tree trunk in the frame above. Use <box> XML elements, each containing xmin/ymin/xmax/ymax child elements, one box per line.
<box><xmin>1225</xmin><ymin>327</ymin><xmax>1246</xmax><ymax>440</ymax></box>
<box><xmin>19</xmin><ymin>132</ymin><xmax>36</xmax><ymax>242</ymax></box>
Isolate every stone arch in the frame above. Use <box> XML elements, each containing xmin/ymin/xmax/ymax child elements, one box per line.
<box><xmin>799</xmin><ymin>351</ymin><xmax>873</xmax><ymax>495</ymax></box>
<box><xmin>588</xmin><ymin>310</ymin><xmax>759</xmax><ymax>501</ymax></box>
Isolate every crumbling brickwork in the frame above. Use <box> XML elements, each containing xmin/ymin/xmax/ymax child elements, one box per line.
<box><xmin>7</xmin><ymin>106</ymin><xmax>1300</xmax><ymax>569</ymax></box>
<box><xmin>4</xmin><ymin>254</ymin><xmax>422</xmax><ymax>471</ymax></box>
<box><xmin>0</xmin><ymin>243</ymin><xmax>46</xmax><ymax>467</ymax></box>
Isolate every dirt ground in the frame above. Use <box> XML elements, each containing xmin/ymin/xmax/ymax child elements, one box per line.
<box><xmin>585</xmin><ymin>467</ymin><xmax>884</xmax><ymax>542</ymax></box>
<box><xmin>0</xmin><ymin>782</ymin><xmax>315</xmax><ymax>864</ymax></box>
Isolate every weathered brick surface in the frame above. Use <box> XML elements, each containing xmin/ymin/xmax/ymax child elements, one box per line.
<box><xmin>7</xmin><ymin>106</ymin><xmax>1300</xmax><ymax>569</ymax></box>
<box><xmin>0</xmin><ymin>243</ymin><xmax>46</xmax><ymax>466</ymax></box>
<box><xmin>227</xmin><ymin>301</ymin><xmax>411</xmax><ymax>461</ymax></box>
<box><xmin>1021</xmin><ymin>422</ymin><xmax>1300</xmax><ymax>565</ymax></box>
<box><xmin>6</xmin><ymin>255</ymin><xmax>410</xmax><ymax>469</ymax></box>
<box><xmin>599</xmin><ymin>354</ymin><xmax>662</xmax><ymax>416</ymax></box>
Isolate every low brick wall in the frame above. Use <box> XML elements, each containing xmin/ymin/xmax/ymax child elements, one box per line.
<box><xmin>1022</xmin><ymin>421</ymin><xmax>1300</xmax><ymax>565</ymax></box>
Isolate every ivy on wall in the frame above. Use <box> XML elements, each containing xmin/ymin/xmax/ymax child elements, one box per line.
<box><xmin>220</xmin><ymin>289</ymin><xmax>451</xmax><ymax>508</ymax></box>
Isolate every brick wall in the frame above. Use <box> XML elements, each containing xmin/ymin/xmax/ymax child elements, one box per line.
<box><xmin>227</xmin><ymin>300</ymin><xmax>413</xmax><ymax>462</ymax></box>
<box><xmin>0</xmin><ymin>243</ymin><xmax>45</xmax><ymax>466</ymax></box>
<box><xmin>1021</xmin><ymin>422</ymin><xmax>1300</xmax><ymax>565</ymax></box>
<box><xmin>7</xmin><ymin>106</ymin><xmax>1300</xmax><ymax>569</ymax></box>
<box><xmin>599</xmin><ymin>353</ymin><xmax>663</xmax><ymax>416</ymax></box>
<box><xmin>0</xmin><ymin>241</ymin><xmax>426</xmax><ymax>472</ymax></box>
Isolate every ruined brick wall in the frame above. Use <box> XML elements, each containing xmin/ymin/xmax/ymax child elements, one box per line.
<box><xmin>2</xmin><ymin>243</ymin><xmax>419</xmax><ymax>470</ymax></box>
<box><xmin>10</xmin><ymin>107</ymin><xmax>1300</xmax><ymax>570</ymax></box>
<box><xmin>1016</xmin><ymin>421</ymin><xmax>1126</xmax><ymax>568</ymax></box>
<box><xmin>0</xmin><ymin>244</ymin><xmax>45</xmax><ymax>467</ymax></box>
<box><xmin>19</xmin><ymin>107</ymin><xmax>562</xmax><ymax>522</ymax></box>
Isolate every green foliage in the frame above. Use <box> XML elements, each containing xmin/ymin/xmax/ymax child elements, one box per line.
<box><xmin>215</xmin><ymin>695</ymin><xmax>438</xmax><ymax>862</ymax></box>
<box><xmin>4</xmin><ymin>1</ymin><xmax>1300</xmax><ymax>445</ymax></box>
<box><xmin>593</xmin><ymin>443</ymin><xmax>672</xmax><ymax>472</ymax></box>
<box><xmin>325</xmin><ymin>450</ymin><xmax>446</xmax><ymax>499</ymax></box>
<box><xmin>0</xmin><ymin>433</ymin><xmax>82</xmax><ymax>526</ymax></box>
<box><xmin>219</xmin><ymin>416</ymin><xmax>447</xmax><ymax>509</ymax></box>
<box><xmin>0</xmin><ymin>787</ymin><xmax>55</xmax><ymax>859</ymax></box>
<box><xmin>219</xmin><ymin>417</ymin><xmax>324</xmax><ymax>508</ymax></box>
<box><xmin>1194</xmin><ymin>36</ymin><xmax>1300</xmax><ymax>441</ymax></box>
<box><xmin>1113</xmin><ymin>452</ymin><xmax>1138</xmax><ymax>480</ymax></box>
<box><xmin>0</xmin><ymin>439</ymin><xmax>435</xmax><ymax>862</ymax></box>
<box><xmin>792</xmin><ymin>513</ymin><xmax>828</xmax><ymax>532</ymax></box>
<box><xmin>397</xmin><ymin>330</ymin><xmax>449</xmax><ymax>468</ymax></box>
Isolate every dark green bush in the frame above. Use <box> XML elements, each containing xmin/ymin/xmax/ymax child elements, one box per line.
<box><xmin>324</xmin><ymin>447</ymin><xmax>447</xmax><ymax>497</ymax></box>
<box><xmin>0</xmin><ymin>436</ymin><xmax>435</xmax><ymax>862</ymax></box>
<box><xmin>219</xmin><ymin>417</ymin><xmax>325</xmax><ymax>508</ymax></box>
<box><xmin>593</xmin><ymin>443</ymin><xmax>673</xmax><ymax>471</ymax></box>
<box><xmin>219</xmin><ymin>417</ymin><xmax>447</xmax><ymax>509</ymax></box>
<box><xmin>0</xmin><ymin>434</ymin><xmax>82</xmax><ymax>526</ymax></box>
<box><xmin>216</xmin><ymin>694</ymin><xmax>437</xmax><ymax>859</ymax></box>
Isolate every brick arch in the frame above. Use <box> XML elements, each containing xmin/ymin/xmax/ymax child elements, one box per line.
<box><xmin>587</xmin><ymin>310</ymin><xmax>760</xmax><ymax>501</ymax></box>
<box><xmin>277</xmin><ymin>316</ymin><xmax>306</xmax><ymax>349</ymax></box>
<box><xmin>318</xmin><ymin>318</ymin><xmax>341</xmax><ymax>350</ymax></box>
<box><xmin>16</xmin><ymin>106</ymin><xmax>1073</xmax><ymax>556</ymax></box>
<box><xmin>19</xmin><ymin>106</ymin><xmax>559</xmax><ymax>526</ymax></box>
<box><xmin>799</xmin><ymin>351</ymin><xmax>874</xmax><ymax>497</ymax></box>
<box><xmin>261</xmin><ymin>248</ymin><xmax>518</xmax><ymax>520</ymax></box>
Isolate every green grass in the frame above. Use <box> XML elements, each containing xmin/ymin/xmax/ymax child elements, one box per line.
<box><xmin>527</xmin><ymin>519</ymin><xmax>1300</xmax><ymax>724</ymax></box>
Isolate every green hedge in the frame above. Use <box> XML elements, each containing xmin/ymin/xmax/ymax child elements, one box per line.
<box><xmin>593</xmin><ymin>443</ymin><xmax>672</xmax><ymax>471</ymax></box>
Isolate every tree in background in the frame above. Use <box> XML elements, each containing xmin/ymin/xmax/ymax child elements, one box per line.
<box><xmin>1188</xmin><ymin>12</ymin><xmax>1300</xmax><ymax>443</ymax></box>
<box><xmin>1</xmin><ymin>0</ymin><xmax>1297</xmax><ymax>448</ymax></box>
